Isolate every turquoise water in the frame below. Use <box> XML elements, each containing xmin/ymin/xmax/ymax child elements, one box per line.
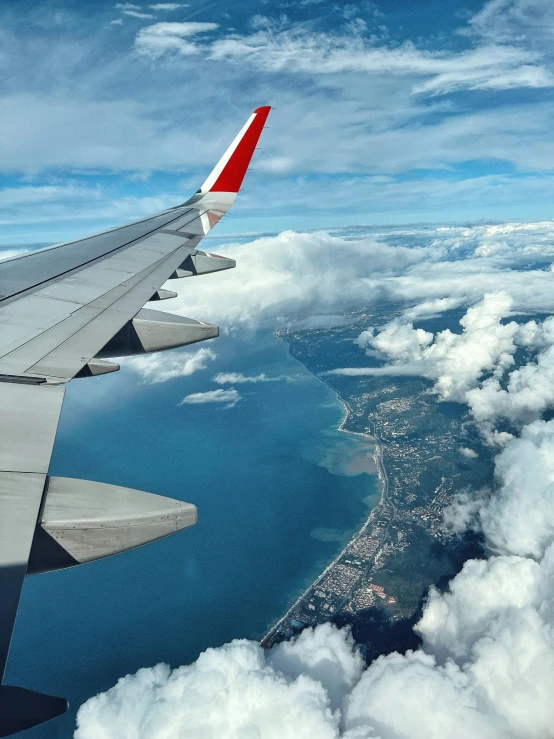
<box><xmin>6</xmin><ymin>331</ymin><xmax>378</xmax><ymax>737</ymax></box>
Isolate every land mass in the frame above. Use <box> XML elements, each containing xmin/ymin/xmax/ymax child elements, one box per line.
<box><xmin>262</xmin><ymin>307</ymin><xmax>492</xmax><ymax>658</ymax></box>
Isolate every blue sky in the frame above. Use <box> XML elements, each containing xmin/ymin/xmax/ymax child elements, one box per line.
<box><xmin>1</xmin><ymin>0</ymin><xmax>554</xmax><ymax>242</ymax></box>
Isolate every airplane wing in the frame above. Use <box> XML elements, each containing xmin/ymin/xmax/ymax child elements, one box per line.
<box><xmin>0</xmin><ymin>105</ymin><xmax>271</xmax><ymax>736</ymax></box>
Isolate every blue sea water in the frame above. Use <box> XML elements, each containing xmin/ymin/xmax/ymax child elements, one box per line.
<box><xmin>6</xmin><ymin>331</ymin><xmax>378</xmax><ymax>738</ymax></box>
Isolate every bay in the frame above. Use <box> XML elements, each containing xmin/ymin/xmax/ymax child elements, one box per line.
<box><xmin>6</xmin><ymin>331</ymin><xmax>377</xmax><ymax>737</ymax></box>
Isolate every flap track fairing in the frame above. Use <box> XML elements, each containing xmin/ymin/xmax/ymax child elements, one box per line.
<box><xmin>96</xmin><ymin>308</ymin><xmax>219</xmax><ymax>358</ymax></box>
<box><xmin>28</xmin><ymin>476</ymin><xmax>197</xmax><ymax>574</ymax></box>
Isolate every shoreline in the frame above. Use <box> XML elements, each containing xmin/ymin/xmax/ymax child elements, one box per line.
<box><xmin>261</xmin><ymin>364</ymin><xmax>389</xmax><ymax>646</ymax></box>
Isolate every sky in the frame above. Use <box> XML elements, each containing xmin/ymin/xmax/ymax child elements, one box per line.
<box><xmin>2</xmin><ymin>0</ymin><xmax>554</xmax><ymax>244</ymax></box>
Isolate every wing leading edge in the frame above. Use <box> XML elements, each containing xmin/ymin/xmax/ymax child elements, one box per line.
<box><xmin>0</xmin><ymin>106</ymin><xmax>270</xmax><ymax>735</ymax></box>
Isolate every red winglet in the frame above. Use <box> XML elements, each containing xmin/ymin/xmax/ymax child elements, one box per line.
<box><xmin>208</xmin><ymin>106</ymin><xmax>271</xmax><ymax>193</ymax></box>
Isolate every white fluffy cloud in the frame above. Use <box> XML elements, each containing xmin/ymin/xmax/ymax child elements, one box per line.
<box><xmin>180</xmin><ymin>388</ymin><xmax>241</xmax><ymax>408</ymax></box>
<box><xmin>478</xmin><ymin>419</ymin><xmax>554</xmax><ymax>558</ymax></box>
<box><xmin>148</xmin><ymin>221</ymin><xmax>554</xmax><ymax>335</ymax></box>
<box><xmin>124</xmin><ymin>347</ymin><xmax>216</xmax><ymax>383</ymax></box>
<box><xmin>75</xmin><ymin>548</ymin><xmax>554</xmax><ymax>738</ymax></box>
<box><xmin>213</xmin><ymin>372</ymin><xmax>290</xmax><ymax>384</ymax></box>
<box><xmin>331</xmin><ymin>284</ymin><xmax>554</xmax><ymax>444</ymax></box>
<box><xmin>125</xmin><ymin>219</ymin><xmax>554</xmax><ymax>428</ymax></box>
<box><xmin>75</xmin><ymin>624</ymin><xmax>360</xmax><ymax>739</ymax></box>
<box><xmin>465</xmin><ymin>342</ymin><xmax>554</xmax><ymax>436</ymax></box>
<box><xmin>334</xmin><ymin>292</ymin><xmax>520</xmax><ymax>403</ymax></box>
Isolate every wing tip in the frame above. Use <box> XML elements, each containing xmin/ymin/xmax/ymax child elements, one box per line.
<box><xmin>200</xmin><ymin>106</ymin><xmax>272</xmax><ymax>195</ymax></box>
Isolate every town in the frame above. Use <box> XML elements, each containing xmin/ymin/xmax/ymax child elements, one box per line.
<box><xmin>263</xmin><ymin>311</ymin><xmax>492</xmax><ymax>648</ymax></box>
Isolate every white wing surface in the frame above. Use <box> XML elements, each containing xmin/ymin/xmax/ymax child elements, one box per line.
<box><xmin>0</xmin><ymin>106</ymin><xmax>271</xmax><ymax>736</ymax></box>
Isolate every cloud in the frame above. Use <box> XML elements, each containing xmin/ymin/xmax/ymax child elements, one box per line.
<box><xmin>0</xmin><ymin>186</ymin><xmax>180</xmax><ymax>238</ymax></box>
<box><xmin>18</xmin><ymin>217</ymin><xmax>554</xmax><ymax>335</ymax></box>
<box><xmin>135</xmin><ymin>21</ymin><xmax>219</xmax><ymax>57</ymax></box>
<box><xmin>467</xmin><ymin>0</ymin><xmax>554</xmax><ymax>47</ymax></box>
<box><xmin>124</xmin><ymin>10</ymin><xmax>155</xmax><ymax>19</ymax></box>
<box><xmin>0</xmin><ymin>247</ymin><xmax>30</xmax><ymax>262</ymax></box>
<box><xmin>75</xmin><ymin>624</ymin><xmax>362</xmax><ymax>739</ymax></box>
<box><xmin>478</xmin><ymin>419</ymin><xmax>554</xmax><ymax>558</ymax></box>
<box><xmin>149</xmin><ymin>3</ymin><xmax>187</xmax><ymax>10</ymax></box>
<box><xmin>460</xmin><ymin>447</ymin><xmax>478</xmax><ymax>459</ymax></box>
<box><xmin>443</xmin><ymin>491</ymin><xmax>486</xmax><ymax>535</ymax></box>
<box><xmin>213</xmin><ymin>372</ymin><xmax>289</xmax><ymax>384</ymax></box>
<box><xmin>4</xmin><ymin>0</ymin><xmax>554</xmax><ymax>238</ymax></box>
<box><xmin>333</xmin><ymin>292</ymin><xmax>520</xmax><ymax>404</ymax></box>
<box><xmin>5</xmin><ymin>9</ymin><xmax>554</xmax><ymax>228</ymax></box>
<box><xmin>0</xmin><ymin>184</ymin><xmax>100</xmax><ymax>208</ymax></box>
<box><xmin>152</xmin><ymin>220</ymin><xmax>554</xmax><ymax>337</ymax></box>
<box><xmin>333</xmin><ymin>288</ymin><xmax>554</xmax><ymax>445</ymax></box>
<box><xmin>3</xmin><ymin>2</ymin><xmax>554</xmax><ymax>732</ymax></box>
<box><xmin>76</xmin><ymin>549</ymin><xmax>554</xmax><ymax>738</ymax></box>
<box><xmin>75</xmin><ymin>429</ymin><xmax>554</xmax><ymax>737</ymax></box>
<box><xmin>331</xmin><ymin>293</ymin><xmax>554</xmax><ymax>444</ymax></box>
<box><xmin>160</xmin><ymin>229</ymin><xmax>430</xmax><ymax>330</ymax></box>
<box><xmin>328</xmin><ymin>364</ymin><xmax>426</xmax><ymax>377</ymax></box>
<box><xmin>205</xmin><ymin>26</ymin><xmax>552</xmax><ymax>96</ymax></box>
<box><xmin>402</xmin><ymin>297</ymin><xmax>465</xmax><ymax>321</ymax></box>
<box><xmin>135</xmin><ymin>14</ymin><xmax>554</xmax><ymax>98</ymax></box>
<box><xmin>124</xmin><ymin>347</ymin><xmax>216</xmax><ymax>383</ymax></box>
<box><xmin>335</xmin><ymin>294</ymin><xmax>554</xmax><ymax>445</ymax></box>
<box><xmin>464</xmin><ymin>338</ymin><xmax>554</xmax><ymax>438</ymax></box>
<box><xmin>180</xmin><ymin>388</ymin><xmax>241</xmax><ymax>408</ymax></box>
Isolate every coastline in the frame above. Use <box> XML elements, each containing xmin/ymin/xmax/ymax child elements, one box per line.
<box><xmin>261</xmin><ymin>363</ymin><xmax>390</xmax><ymax>646</ymax></box>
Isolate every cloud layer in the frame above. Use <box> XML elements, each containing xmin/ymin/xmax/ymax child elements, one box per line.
<box><xmin>154</xmin><ymin>220</ymin><xmax>554</xmax><ymax>331</ymax></box>
<box><xmin>75</xmin><ymin>549</ymin><xmax>554</xmax><ymax>738</ymax></box>
<box><xmin>124</xmin><ymin>347</ymin><xmax>216</xmax><ymax>383</ymax></box>
<box><xmin>134</xmin><ymin>15</ymin><xmax>552</xmax><ymax>97</ymax></box>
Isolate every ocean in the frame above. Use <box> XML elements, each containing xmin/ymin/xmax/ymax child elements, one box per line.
<box><xmin>6</xmin><ymin>331</ymin><xmax>378</xmax><ymax>737</ymax></box>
